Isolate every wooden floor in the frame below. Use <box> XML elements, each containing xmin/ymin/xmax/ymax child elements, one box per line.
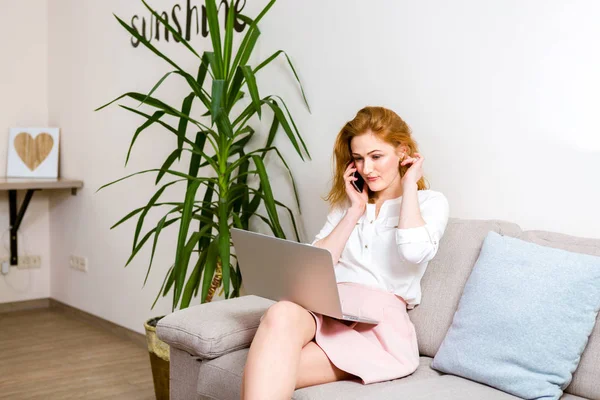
<box><xmin>0</xmin><ymin>308</ymin><xmax>156</xmax><ymax>400</ymax></box>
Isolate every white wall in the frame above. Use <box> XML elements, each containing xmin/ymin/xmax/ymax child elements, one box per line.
<box><xmin>0</xmin><ymin>0</ymin><xmax>52</xmax><ymax>303</ymax></box>
<box><xmin>4</xmin><ymin>0</ymin><xmax>600</xmax><ymax>333</ymax></box>
<box><xmin>256</xmin><ymin>0</ymin><xmax>600</xmax><ymax>239</ymax></box>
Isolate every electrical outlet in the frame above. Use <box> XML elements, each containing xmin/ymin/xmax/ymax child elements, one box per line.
<box><xmin>69</xmin><ymin>255</ymin><xmax>88</xmax><ymax>272</ymax></box>
<box><xmin>0</xmin><ymin>255</ymin><xmax>41</xmax><ymax>269</ymax></box>
<box><xmin>17</xmin><ymin>255</ymin><xmax>41</xmax><ymax>269</ymax></box>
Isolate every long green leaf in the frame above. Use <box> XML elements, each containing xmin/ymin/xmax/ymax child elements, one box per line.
<box><xmin>156</xmin><ymin>150</ymin><xmax>182</xmax><ymax>184</ymax></box>
<box><xmin>173</xmin><ymin>71</ymin><xmax>208</xmax><ymax>105</ymax></box>
<box><xmin>111</xmin><ymin>93</ymin><xmax>212</xmax><ymax>134</ymax></box>
<box><xmin>239</xmin><ymin>192</ymin><xmax>300</xmax><ymax>241</ymax></box>
<box><xmin>144</xmin><ymin>213</ymin><xmax>168</xmax><ymax>286</ymax></box>
<box><xmin>251</xmin><ymin>155</ymin><xmax>284</xmax><ymax>237</ymax></box>
<box><xmin>197</xmin><ymin>52</ymin><xmax>213</xmax><ymax>91</ymax></box>
<box><xmin>172</xmin><ymin>180</ymin><xmax>202</xmax><ymax>309</ymax></box>
<box><xmin>185</xmin><ymin>145</ymin><xmax>221</xmax><ymax>174</ymax></box>
<box><xmin>254</xmin><ymin>50</ymin><xmax>311</xmax><ymax>113</ymax></box>
<box><xmin>97</xmin><ymin>169</ymin><xmax>215</xmax><ymax>193</ymax></box>
<box><xmin>230</xmin><ymin>126</ymin><xmax>255</xmax><ymax>155</ymax></box>
<box><xmin>180</xmin><ymin>245</ymin><xmax>209</xmax><ymax>309</ymax></box>
<box><xmin>205</xmin><ymin>0</ymin><xmax>224</xmax><ymax>79</ymax></box>
<box><xmin>189</xmin><ymin>132</ymin><xmax>207</xmax><ymax>179</ymax></box>
<box><xmin>125</xmin><ymin>110</ymin><xmax>166</xmax><ymax>166</ymax></box>
<box><xmin>228</xmin><ymin>146</ymin><xmax>301</xmax><ymax>212</ymax></box>
<box><xmin>152</xmin><ymin>265</ymin><xmax>173</xmax><ymax>310</ymax></box>
<box><xmin>231</xmin><ymin>16</ymin><xmax>259</xmax><ymax>81</ymax></box>
<box><xmin>241</xmin><ymin>66</ymin><xmax>261</xmax><ymax>119</ymax></box>
<box><xmin>214</xmin><ymin>112</ymin><xmax>234</xmax><ymax>140</ymax></box>
<box><xmin>264</xmin><ymin>99</ymin><xmax>304</xmax><ymax>161</ymax></box>
<box><xmin>113</xmin><ymin>14</ymin><xmax>184</xmax><ymax>72</ymax></box>
<box><xmin>126</xmin><ymin>217</ymin><xmax>179</xmax><ymax>267</ymax></box>
<box><xmin>177</xmin><ymin>93</ymin><xmax>195</xmax><ymax>153</ymax></box>
<box><xmin>96</xmin><ymin>91</ymin><xmax>177</xmax><ymax>114</ymax></box>
<box><xmin>229</xmin><ymin>262</ymin><xmax>240</xmax><ymax>298</ymax></box>
<box><xmin>228</xmin><ymin>1</ymin><xmax>275</xmax><ymax>80</ymax></box>
<box><xmin>273</xmin><ymin>199</ymin><xmax>301</xmax><ymax>241</ymax></box>
<box><xmin>111</xmin><ymin>201</ymin><xmax>183</xmax><ymax>230</ymax></box>
<box><xmin>222</xmin><ymin>0</ymin><xmax>236</xmax><ymax>79</ymax></box>
<box><xmin>263</xmin><ymin>145</ymin><xmax>301</xmax><ymax>211</ymax></box>
<box><xmin>269</xmin><ymin>95</ymin><xmax>311</xmax><ymax>159</ymax></box>
<box><xmin>119</xmin><ymin>105</ymin><xmax>217</xmax><ymax>152</ymax></box>
<box><xmin>218</xmin><ymin>205</ymin><xmax>231</xmax><ymax>297</ymax></box>
<box><xmin>163</xmin><ymin>263</ymin><xmax>176</xmax><ymax>297</ymax></box>
<box><xmin>230</xmin><ymin>165</ymin><xmax>248</xmax><ymax>216</ymax></box>
<box><xmin>133</xmin><ymin>180</ymin><xmax>179</xmax><ymax>251</ymax></box>
<box><xmin>243</xmin><ymin>189</ymin><xmax>302</xmax><ymax>241</ymax></box>
<box><xmin>173</xmin><ymin>230</ymin><xmax>202</xmax><ymax>310</ymax></box>
<box><xmin>190</xmin><ymin>217</ymin><xmax>218</xmax><ymax>230</ymax></box>
<box><xmin>227</xmin><ymin>67</ymin><xmax>245</xmax><ymax>112</ymax></box>
<box><xmin>137</xmin><ymin>72</ymin><xmax>174</xmax><ymax>108</ymax></box>
<box><xmin>211</xmin><ymin>80</ymin><xmax>226</xmax><ymax>124</ymax></box>
<box><xmin>198</xmin><ymin>182</ymin><xmax>216</xmax><ymax>252</ymax></box>
<box><xmin>250</xmin><ymin>213</ymin><xmax>277</xmax><ymax>235</ymax></box>
<box><xmin>232</xmin><ymin>99</ymin><xmax>260</xmax><ymax>128</ymax></box>
<box><xmin>264</xmin><ymin>113</ymin><xmax>280</xmax><ymax>150</ymax></box>
<box><xmin>231</xmin><ymin>213</ymin><xmax>244</xmax><ymax>229</ymax></box>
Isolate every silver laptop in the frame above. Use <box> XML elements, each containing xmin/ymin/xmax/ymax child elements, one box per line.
<box><xmin>230</xmin><ymin>228</ymin><xmax>380</xmax><ymax>325</ymax></box>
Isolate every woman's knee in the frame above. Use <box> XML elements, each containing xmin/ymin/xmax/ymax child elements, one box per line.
<box><xmin>260</xmin><ymin>301</ymin><xmax>315</xmax><ymax>341</ymax></box>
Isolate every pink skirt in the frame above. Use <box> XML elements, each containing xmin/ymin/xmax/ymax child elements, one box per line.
<box><xmin>308</xmin><ymin>282</ymin><xmax>420</xmax><ymax>384</ymax></box>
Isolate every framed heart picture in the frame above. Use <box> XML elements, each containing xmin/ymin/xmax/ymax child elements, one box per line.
<box><xmin>7</xmin><ymin>127</ymin><xmax>60</xmax><ymax>178</ymax></box>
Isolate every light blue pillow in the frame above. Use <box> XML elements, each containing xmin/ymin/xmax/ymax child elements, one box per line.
<box><xmin>432</xmin><ymin>231</ymin><xmax>600</xmax><ymax>400</ymax></box>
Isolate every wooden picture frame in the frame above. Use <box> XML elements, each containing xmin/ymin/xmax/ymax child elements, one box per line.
<box><xmin>7</xmin><ymin>127</ymin><xmax>60</xmax><ymax>178</ymax></box>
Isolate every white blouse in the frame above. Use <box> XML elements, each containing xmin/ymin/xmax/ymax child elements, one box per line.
<box><xmin>311</xmin><ymin>190</ymin><xmax>450</xmax><ymax>309</ymax></box>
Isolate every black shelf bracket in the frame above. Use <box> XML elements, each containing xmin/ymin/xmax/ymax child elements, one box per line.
<box><xmin>8</xmin><ymin>189</ymin><xmax>38</xmax><ymax>265</ymax></box>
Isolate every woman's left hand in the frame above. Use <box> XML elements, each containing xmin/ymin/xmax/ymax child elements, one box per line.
<box><xmin>400</xmin><ymin>152</ymin><xmax>424</xmax><ymax>187</ymax></box>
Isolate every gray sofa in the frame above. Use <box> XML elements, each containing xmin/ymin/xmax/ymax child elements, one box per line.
<box><xmin>157</xmin><ymin>218</ymin><xmax>600</xmax><ymax>399</ymax></box>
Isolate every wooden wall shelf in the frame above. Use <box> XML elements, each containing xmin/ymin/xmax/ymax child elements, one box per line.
<box><xmin>0</xmin><ymin>178</ymin><xmax>83</xmax><ymax>266</ymax></box>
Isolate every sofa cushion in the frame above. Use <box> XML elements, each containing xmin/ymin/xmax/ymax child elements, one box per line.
<box><xmin>295</xmin><ymin>374</ymin><xmax>521</xmax><ymax>400</ymax></box>
<box><xmin>521</xmin><ymin>230</ymin><xmax>600</xmax><ymax>400</ymax></box>
<box><xmin>195</xmin><ymin>349</ymin><xmax>581</xmax><ymax>400</ymax></box>
<box><xmin>561</xmin><ymin>395</ymin><xmax>592</xmax><ymax>400</ymax></box>
<box><xmin>197</xmin><ymin>353</ymin><xmax>443</xmax><ymax>400</ymax></box>
<box><xmin>156</xmin><ymin>295</ymin><xmax>274</xmax><ymax>360</ymax></box>
<box><xmin>408</xmin><ymin>218</ymin><xmax>522</xmax><ymax>357</ymax></box>
<box><xmin>432</xmin><ymin>231</ymin><xmax>600</xmax><ymax>400</ymax></box>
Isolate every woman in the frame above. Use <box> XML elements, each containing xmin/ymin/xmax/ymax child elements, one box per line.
<box><xmin>241</xmin><ymin>106</ymin><xmax>450</xmax><ymax>399</ymax></box>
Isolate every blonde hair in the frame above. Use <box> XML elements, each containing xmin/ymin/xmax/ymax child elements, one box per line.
<box><xmin>325</xmin><ymin>106</ymin><xmax>428</xmax><ymax>209</ymax></box>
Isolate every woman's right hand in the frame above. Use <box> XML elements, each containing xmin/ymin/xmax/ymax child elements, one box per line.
<box><xmin>344</xmin><ymin>162</ymin><xmax>368</xmax><ymax>214</ymax></box>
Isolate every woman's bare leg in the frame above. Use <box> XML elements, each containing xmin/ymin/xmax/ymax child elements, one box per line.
<box><xmin>241</xmin><ymin>301</ymin><xmax>317</xmax><ymax>400</ymax></box>
<box><xmin>295</xmin><ymin>341</ymin><xmax>357</xmax><ymax>389</ymax></box>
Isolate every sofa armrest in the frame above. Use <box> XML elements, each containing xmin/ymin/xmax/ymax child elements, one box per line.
<box><xmin>156</xmin><ymin>295</ymin><xmax>274</xmax><ymax>360</ymax></box>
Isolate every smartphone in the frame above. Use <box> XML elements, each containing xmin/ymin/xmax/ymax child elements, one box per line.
<box><xmin>351</xmin><ymin>171</ymin><xmax>365</xmax><ymax>193</ymax></box>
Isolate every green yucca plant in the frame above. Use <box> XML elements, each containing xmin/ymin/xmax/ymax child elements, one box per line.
<box><xmin>96</xmin><ymin>0</ymin><xmax>310</xmax><ymax>311</ymax></box>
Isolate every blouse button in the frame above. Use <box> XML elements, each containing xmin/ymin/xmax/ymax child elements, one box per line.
<box><xmin>365</xmin><ymin>245</ymin><xmax>368</xmax><ymax>249</ymax></box>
